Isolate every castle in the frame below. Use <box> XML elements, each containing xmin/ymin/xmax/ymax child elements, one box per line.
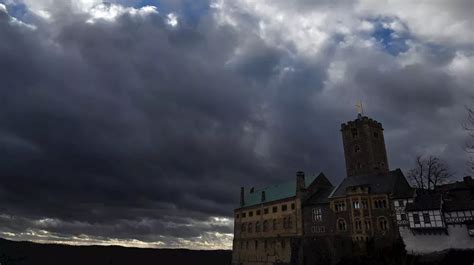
<box><xmin>231</xmin><ymin>114</ymin><xmax>474</xmax><ymax>265</ymax></box>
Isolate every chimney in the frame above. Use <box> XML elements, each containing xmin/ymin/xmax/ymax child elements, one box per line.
<box><xmin>240</xmin><ymin>187</ymin><xmax>245</xmax><ymax>207</ymax></box>
<box><xmin>296</xmin><ymin>171</ymin><xmax>305</xmax><ymax>192</ymax></box>
<box><xmin>261</xmin><ymin>191</ymin><xmax>266</xmax><ymax>202</ymax></box>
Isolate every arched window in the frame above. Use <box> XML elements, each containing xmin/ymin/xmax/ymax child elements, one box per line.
<box><xmin>337</xmin><ymin>218</ymin><xmax>347</xmax><ymax>232</ymax></box>
<box><xmin>263</xmin><ymin>220</ymin><xmax>268</xmax><ymax>232</ymax></box>
<box><xmin>354</xmin><ymin>218</ymin><xmax>362</xmax><ymax>231</ymax></box>
<box><xmin>255</xmin><ymin>221</ymin><xmax>261</xmax><ymax>232</ymax></box>
<box><xmin>378</xmin><ymin>217</ymin><xmax>388</xmax><ymax>231</ymax></box>
<box><xmin>248</xmin><ymin>222</ymin><xmax>253</xmax><ymax>233</ymax></box>
<box><xmin>365</xmin><ymin>220</ymin><xmax>371</xmax><ymax>230</ymax></box>
<box><xmin>241</xmin><ymin>223</ymin><xmax>246</xmax><ymax>232</ymax></box>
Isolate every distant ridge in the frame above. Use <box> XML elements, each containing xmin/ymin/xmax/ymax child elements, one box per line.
<box><xmin>0</xmin><ymin>238</ymin><xmax>231</xmax><ymax>265</ymax></box>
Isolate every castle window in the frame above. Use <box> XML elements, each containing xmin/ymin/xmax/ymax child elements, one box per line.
<box><xmin>273</xmin><ymin>219</ymin><xmax>277</xmax><ymax>230</ymax></box>
<box><xmin>423</xmin><ymin>213</ymin><xmax>431</xmax><ymax>224</ymax></box>
<box><xmin>337</xmin><ymin>218</ymin><xmax>347</xmax><ymax>232</ymax></box>
<box><xmin>291</xmin><ymin>203</ymin><xmax>295</xmax><ymax>210</ymax></box>
<box><xmin>249</xmin><ymin>211</ymin><xmax>253</xmax><ymax>217</ymax></box>
<box><xmin>312</xmin><ymin>208</ymin><xmax>322</xmax><ymax>221</ymax></box>
<box><xmin>355</xmin><ymin>218</ymin><xmax>362</xmax><ymax>231</ymax></box>
<box><xmin>272</xmin><ymin>206</ymin><xmax>278</xmax><ymax>213</ymax></box>
<box><xmin>353</xmin><ymin>200</ymin><xmax>360</xmax><ymax>209</ymax></box>
<box><xmin>373</xmin><ymin>132</ymin><xmax>379</xmax><ymax>138</ymax></box>
<box><xmin>264</xmin><ymin>240</ymin><xmax>268</xmax><ymax>250</ymax></box>
<box><xmin>242</xmin><ymin>212</ymin><xmax>246</xmax><ymax>218</ymax></box>
<box><xmin>365</xmin><ymin>220</ymin><xmax>371</xmax><ymax>230</ymax></box>
<box><xmin>288</xmin><ymin>216</ymin><xmax>293</xmax><ymax>228</ymax></box>
<box><xmin>248</xmin><ymin>223</ymin><xmax>253</xmax><ymax>233</ymax></box>
<box><xmin>401</xmin><ymin>214</ymin><xmax>407</xmax><ymax>221</ymax></box>
<box><xmin>281</xmin><ymin>239</ymin><xmax>286</xmax><ymax>249</ymax></box>
<box><xmin>335</xmin><ymin>202</ymin><xmax>346</xmax><ymax>212</ymax></box>
<box><xmin>282</xmin><ymin>204</ymin><xmax>288</xmax><ymax>211</ymax></box>
<box><xmin>378</xmin><ymin>217</ymin><xmax>388</xmax><ymax>231</ymax></box>
<box><xmin>374</xmin><ymin>199</ymin><xmax>387</xmax><ymax>209</ymax></box>
<box><xmin>264</xmin><ymin>208</ymin><xmax>269</xmax><ymax>214</ymax></box>
<box><xmin>256</xmin><ymin>221</ymin><xmax>261</xmax><ymax>232</ymax></box>
<box><xmin>255</xmin><ymin>240</ymin><xmax>258</xmax><ymax>250</ymax></box>
<box><xmin>413</xmin><ymin>214</ymin><xmax>420</xmax><ymax>225</ymax></box>
<box><xmin>246</xmin><ymin>241</ymin><xmax>249</xmax><ymax>249</ymax></box>
<box><xmin>283</xmin><ymin>217</ymin><xmax>287</xmax><ymax>229</ymax></box>
<box><xmin>354</xmin><ymin>145</ymin><xmax>360</xmax><ymax>153</ymax></box>
<box><xmin>351</xmin><ymin>128</ymin><xmax>358</xmax><ymax>138</ymax></box>
<box><xmin>241</xmin><ymin>223</ymin><xmax>246</xmax><ymax>232</ymax></box>
<box><xmin>256</xmin><ymin>210</ymin><xmax>261</xmax><ymax>216</ymax></box>
<box><xmin>263</xmin><ymin>220</ymin><xmax>268</xmax><ymax>232</ymax></box>
<box><xmin>362</xmin><ymin>200</ymin><xmax>368</xmax><ymax>209</ymax></box>
<box><xmin>236</xmin><ymin>213</ymin><xmax>239</xmax><ymax>219</ymax></box>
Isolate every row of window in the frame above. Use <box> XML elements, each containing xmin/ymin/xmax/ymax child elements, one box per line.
<box><xmin>336</xmin><ymin>217</ymin><xmax>389</xmax><ymax>232</ymax></box>
<box><xmin>333</xmin><ymin>199</ymin><xmax>388</xmax><ymax>212</ymax></box>
<box><xmin>350</xmin><ymin>128</ymin><xmax>379</xmax><ymax>139</ymax></box>
<box><xmin>236</xmin><ymin>203</ymin><xmax>295</xmax><ymax>219</ymax></box>
<box><xmin>238</xmin><ymin>239</ymin><xmax>287</xmax><ymax>251</ymax></box>
<box><xmin>413</xmin><ymin>213</ymin><xmax>432</xmax><ymax>225</ymax></box>
<box><xmin>240</xmin><ymin>217</ymin><xmax>293</xmax><ymax>233</ymax></box>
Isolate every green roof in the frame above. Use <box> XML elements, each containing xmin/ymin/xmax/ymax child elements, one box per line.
<box><xmin>241</xmin><ymin>175</ymin><xmax>317</xmax><ymax>208</ymax></box>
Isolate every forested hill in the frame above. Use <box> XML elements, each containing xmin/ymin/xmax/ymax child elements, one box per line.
<box><xmin>0</xmin><ymin>238</ymin><xmax>231</xmax><ymax>265</ymax></box>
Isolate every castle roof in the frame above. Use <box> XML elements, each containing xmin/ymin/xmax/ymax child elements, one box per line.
<box><xmin>240</xmin><ymin>175</ymin><xmax>318</xmax><ymax>208</ymax></box>
<box><xmin>329</xmin><ymin>168</ymin><xmax>413</xmax><ymax>198</ymax></box>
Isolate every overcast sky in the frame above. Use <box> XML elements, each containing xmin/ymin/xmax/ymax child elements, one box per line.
<box><xmin>0</xmin><ymin>0</ymin><xmax>472</xmax><ymax>249</ymax></box>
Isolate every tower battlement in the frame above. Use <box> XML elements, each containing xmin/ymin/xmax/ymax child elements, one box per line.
<box><xmin>340</xmin><ymin>115</ymin><xmax>383</xmax><ymax>131</ymax></box>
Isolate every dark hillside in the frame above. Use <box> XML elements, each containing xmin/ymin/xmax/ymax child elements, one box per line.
<box><xmin>0</xmin><ymin>238</ymin><xmax>232</xmax><ymax>265</ymax></box>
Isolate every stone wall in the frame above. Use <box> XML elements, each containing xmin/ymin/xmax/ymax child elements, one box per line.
<box><xmin>400</xmin><ymin>225</ymin><xmax>474</xmax><ymax>254</ymax></box>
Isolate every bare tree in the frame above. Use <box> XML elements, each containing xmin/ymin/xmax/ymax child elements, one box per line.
<box><xmin>407</xmin><ymin>155</ymin><xmax>453</xmax><ymax>190</ymax></box>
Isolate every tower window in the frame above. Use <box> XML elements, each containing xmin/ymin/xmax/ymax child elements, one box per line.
<box><xmin>373</xmin><ymin>132</ymin><xmax>379</xmax><ymax>138</ymax></box>
<box><xmin>354</xmin><ymin>145</ymin><xmax>360</xmax><ymax>153</ymax></box>
<box><xmin>351</xmin><ymin>128</ymin><xmax>358</xmax><ymax>138</ymax></box>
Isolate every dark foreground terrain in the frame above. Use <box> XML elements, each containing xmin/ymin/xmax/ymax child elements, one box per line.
<box><xmin>0</xmin><ymin>238</ymin><xmax>232</xmax><ymax>265</ymax></box>
<box><xmin>2</xmin><ymin>238</ymin><xmax>473</xmax><ymax>265</ymax></box>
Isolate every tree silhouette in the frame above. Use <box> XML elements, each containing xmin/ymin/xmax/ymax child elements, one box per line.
<box><xmin>407</xmin><ymin>156</ymin><xmax>453</xmax><ymax>190</ymax></box>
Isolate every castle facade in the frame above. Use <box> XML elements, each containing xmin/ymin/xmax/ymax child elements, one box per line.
<box><xmin>232</xmin><ymin>114</ymin><xmax>474</xmax><ymax>265</ymax></box>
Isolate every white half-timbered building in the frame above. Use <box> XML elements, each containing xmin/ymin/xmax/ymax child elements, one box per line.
<box><xmin>395</xmin><ymin>176</ymin><xmax>474</xmax><ymax>253</ymax></box>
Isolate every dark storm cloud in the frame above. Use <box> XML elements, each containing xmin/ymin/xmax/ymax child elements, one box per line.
<box><xmin>0</xmin><ymin>0</ymin><xmax>472</xmax><ymax>248</ymax></box>
<box><xmin>0</xmin><ymin>4</ymin><xmax>264</xmax><ymax>243</ymax></box>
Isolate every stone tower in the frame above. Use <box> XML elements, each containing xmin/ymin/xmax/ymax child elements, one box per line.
<box><xmin>341</xmin><ymin>114</ymin><xmax>389</xmax><ymax>177</ymax></box>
